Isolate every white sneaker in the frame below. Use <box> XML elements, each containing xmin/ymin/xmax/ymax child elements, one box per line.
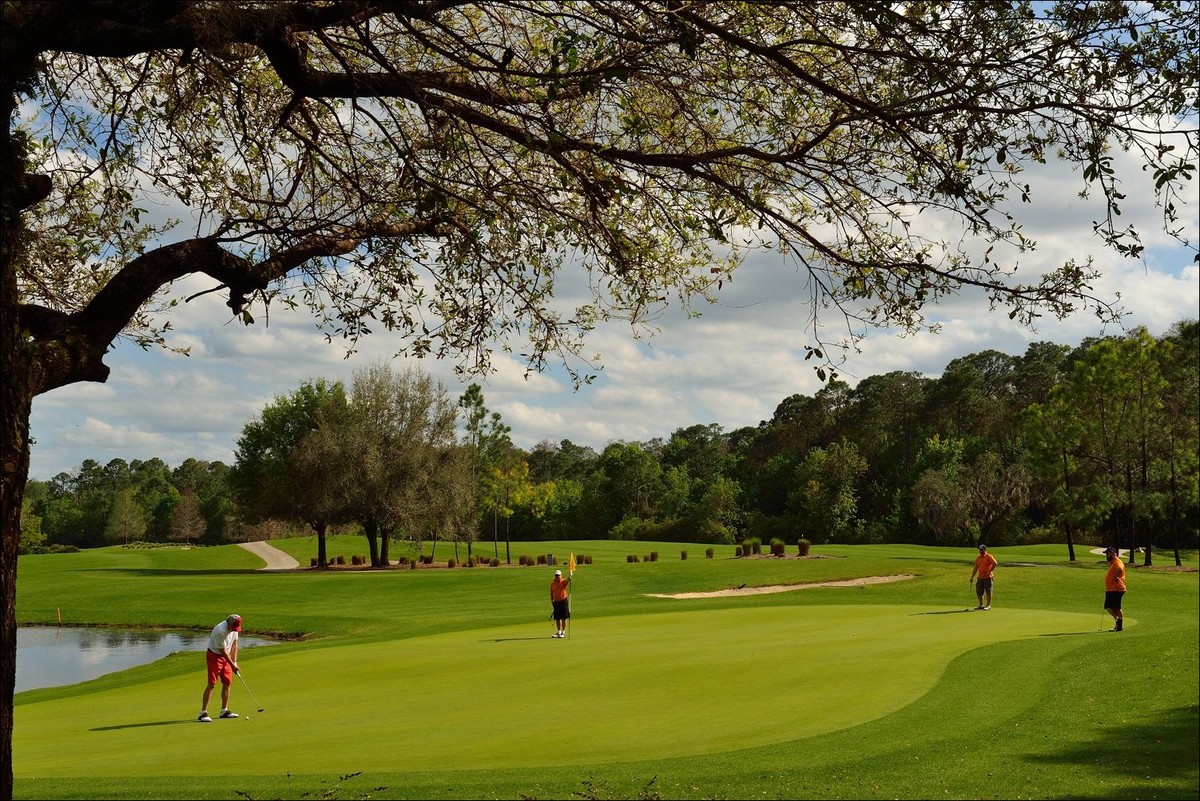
<box><xmin>219</xmin><ymin>709</ymin><xmax>239</xmax><ymax>719</ymax></box>
<box><xmin>198</xmin><ymin>712</ymin><xmax>212</xmax><ymax>723</ymax></box>
<box><xmin>982</xmin><ymin>606</ymin><xmax>991</xmax><ymax>610</ymax></box>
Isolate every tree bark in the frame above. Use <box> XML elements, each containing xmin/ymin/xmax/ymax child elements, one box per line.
<box><xmin>314</xmin><ymin>521</ymin><xmax>328</xmax><ymax>568</ymax></box>
<box><xmin>1</xmin><ymin>177</ymin><xmax>35</xmax><ymax>801</ymax></box>
<box><xmin>1</xmin><ymin>75</ymin><xmax>42</xmax><ymax>794</ymax></box>
<box><xmin>364</xmin><ymin>519</ymin><xmax>380</xmax><ymax>567</ymax></box>
<box><xmin>379</xmin><ymin>527</ymin><xmax>391</xmax><ymax>567</ymax></box>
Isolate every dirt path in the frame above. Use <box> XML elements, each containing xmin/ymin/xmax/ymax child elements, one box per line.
<box><xmin>239</xmin><ymin>540</ymin><xmax>300</xmax><ymax>571</ymax></box>
<box><xmin>646</xmin><ymin>574</ymin><xmax>916</xmax><ymax>599</ymax></box>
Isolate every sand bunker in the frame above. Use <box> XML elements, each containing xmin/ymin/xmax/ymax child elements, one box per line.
<box><xmin>647</xmin><ymin>574</ymin><xmax>916</xmax><ymax>599</ymax></box>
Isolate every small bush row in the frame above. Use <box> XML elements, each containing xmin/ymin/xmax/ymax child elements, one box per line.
<box><xmin>732</xmin><ymin>538</ymin><xmax>812</xmax><ymax>557</ymax></box>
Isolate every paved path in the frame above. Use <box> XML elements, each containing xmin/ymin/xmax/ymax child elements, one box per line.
<box><xmin>239</xmin><ymin>540</ymin><xmax>300</xmax><ymax>571</ymax></box>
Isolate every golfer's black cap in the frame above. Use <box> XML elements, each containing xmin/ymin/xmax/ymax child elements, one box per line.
<box><xmin>1104</xmin><ymin>547</ymin><xmax>1117</xmax><ymax>555</ymax></box>
<box><xmin>977</xmin><ymin>544</ymin><xmax>987</xmax><ymax>550</ymax></box>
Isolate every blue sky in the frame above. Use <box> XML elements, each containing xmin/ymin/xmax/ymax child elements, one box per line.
<box><xmin>26</xmin><ymin>146</ymin><xmax>1199</xmax><ymax>480</ymax></box>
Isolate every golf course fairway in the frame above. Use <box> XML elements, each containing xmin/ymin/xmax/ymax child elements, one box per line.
<box><xmin>15</xmin><ymin>604</ymin><xmax>1095</xmax><ymax>776</ymax></box>
<box><xmin>13</xmin><ymin>540</ymin><xmax>1197</xmax><ymax>799</ymax></box>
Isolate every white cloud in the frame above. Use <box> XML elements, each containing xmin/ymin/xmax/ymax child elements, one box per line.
<box><xmin>27</xmin><ymin>131</ymin><xmax>1199</xmax><ymax>479</ymax></box>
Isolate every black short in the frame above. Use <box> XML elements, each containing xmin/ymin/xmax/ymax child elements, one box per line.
<box><xmin>1104</xmin><ymin>591</ymin><xmax>1125</xmax><ymax>610</ymax></box>
<box><xmin>552</xmin><ymin>599</ymin><xmax>570</xmax><ymax>620</ymax></box>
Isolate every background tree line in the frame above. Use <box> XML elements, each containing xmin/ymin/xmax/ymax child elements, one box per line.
<box><xmin>22</xmin><ymin>321</ymin><xmax>1197</xmax><ymax>565</ymax></box>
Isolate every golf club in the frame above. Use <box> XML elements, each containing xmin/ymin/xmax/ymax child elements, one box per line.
<box><xmin>1099</xmin><ymin>608</ymin><xmax>1108</xmax><ymax>632</ymax></box>
<box><xmin>236</xmin><ymin>671</ymin><xmax>265</xmax><ymax>712</ymax></box>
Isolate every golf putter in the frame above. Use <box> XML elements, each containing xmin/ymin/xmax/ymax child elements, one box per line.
<box><xmin>237</xmin><ymin>671</ymin><xmax>265</xmax><ymax>712</ymax></box>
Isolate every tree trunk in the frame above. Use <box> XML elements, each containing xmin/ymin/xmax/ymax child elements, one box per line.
<box><xmin>1061</xmin><ymin>449</ymin><xmax>1076</xmax><ymax>562</ymax></box>
<box><xmin>1124</xmin><ymin>466</ymin><xmax>1137</xmax><ymax>570</ymax></box>
<box><xmin>1</xmin><ymin>116</ymin><xmax>40</xmax><ymax>795</ymax></box>
<box><xmin>1</xmin><ymin>257</ymin><xmax>34</xmax><ymax>801</ymax></box>
<box><xmin>365</xmin><ymin>518</ymin><xmax>380</xmax><ymax>567</ymax></box>
<box><xmin>1169</xmin><ymin>458</ymin><xmax>1182</xmax><ymax>567</ymax></box>
<box><xmin>314</xmin><ymin>521</ymin><xmax>328</xmax><ymax>568</ymax></box>
<box><xmin>379</xmin><ymin>527</ymin><xmax>391</xmax><ymax>566</ymax></box>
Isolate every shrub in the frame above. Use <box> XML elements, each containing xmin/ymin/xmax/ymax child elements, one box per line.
<box><xmin>770</xmin><ymin>538</ymin><xmax>786</xmax><ymax>556</ymax></box>
<box><xmin>409</xmin><ymin>559</ymin><xmax>417</xmax><ymax>570</ymax></box>
<box><xmin>706</xmin><ymin>548</ymin><xmax>715</xmax><ymax>559</ymax></box>
<box><xmin>734</xmin><ymin>545</ymin><xmax>743</xmax><ymax>557</ymax></box>
<box><xmin>1024</xmin><ymin>526</ymin><xmax>1060</xmax><ymax>545</ymax></box>
<box><xmin>537</xmin><ymin>554</ymin><xmax>547</xmax><ymax>565</ymax></box>
<box><xmin>490</xmin><ymin>557</ymin><xmax>500</xmax><ymax>567</ymax></box>
<box><xmin>627</xmin><ymin>554</ymin><xmax>639</xmax><ymax>563</ymax></box>
<box><xmin>310</xmin><ymin>557</ymin><xmax>318</xmax><ymax>567</ymax></box>
<box><xmin>649</xmin><ymin>551</ymin><xmax>658</xmax><ymax>562</ymax></box>
<box><xmin>797</xmin><ymin>538</ymin><xmax>812</xmax><ymax>556</ymax></box>
<box><xmin>610</xmin><ymin>515</ymin><xmax>645</xmax><ymax>541</ymax></box>
<box><xmin>335</xmin><ymin>555</ymin><xmax>346</xmax><ymax>565</ymax></box>
<box><xmin>681</xmin><ymin>550</ymin><xmax>688</xmax><ymax>560</ymax></box>
<box><xmin>447</xmin><ymin>558</ymin><xmax>456</xmax><ymax>568</ymax></box>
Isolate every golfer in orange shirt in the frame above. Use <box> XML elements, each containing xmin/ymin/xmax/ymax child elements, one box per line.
<box><xmin>550</xmin><ymin>569</ymin><xmax>570</xmax><ymax>638</ymax></box>
<box><xmin>970</xmin><ymin>544</ymin><xmax>998</xmax><ymax>610</ymax></box>
<box><xmin>1103</xmin><ymin>547</ymin><xmax>1126</xmax><ymax>632</ymax></box>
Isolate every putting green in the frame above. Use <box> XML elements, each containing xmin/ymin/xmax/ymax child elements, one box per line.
<box><xmin>14</xmin><ymin>604</ymin><xmax>1096</xmax><ymax>777</ymax></box>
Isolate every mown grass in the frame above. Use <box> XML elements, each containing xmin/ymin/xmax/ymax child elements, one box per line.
<box><xmin>13</xmin><ymin>540</ymin><xmax>1199</xmax><ymax>800</ymax></box>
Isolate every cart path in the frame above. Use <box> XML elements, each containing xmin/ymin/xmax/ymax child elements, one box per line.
<box><xmin>239</xmin><ymin>540</ymin><xmax>300</xmax><ymax>571</ymax></box>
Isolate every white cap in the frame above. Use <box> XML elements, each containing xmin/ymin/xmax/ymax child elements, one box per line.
<box><xmin>554</xmin><ymin>570</ymin><xmax>562</xmax><ymax>576</ymax></box>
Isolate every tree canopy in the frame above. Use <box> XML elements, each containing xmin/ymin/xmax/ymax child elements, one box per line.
<box><xmin>2</xmin><ymin>1</ymin><xmax>1198</xmax><ymax>793</ymax></box>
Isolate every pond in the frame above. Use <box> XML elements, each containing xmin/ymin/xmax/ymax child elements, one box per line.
<box><xmin>15</xmin><ymin>626</ymin><xmax>276</xmax><ymax>694</ymax></box>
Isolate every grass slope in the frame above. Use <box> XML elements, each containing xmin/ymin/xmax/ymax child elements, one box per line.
<box><xmin>13</xmin><ymin>540</ymin><xmax>1199</xmax><ymax>800</ymax></box>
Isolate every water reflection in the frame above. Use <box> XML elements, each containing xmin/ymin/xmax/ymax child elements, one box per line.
<box><xmin>16</xmin><ymin>626</ymin><xmax>275</xmax><ymax>693</ymax></box>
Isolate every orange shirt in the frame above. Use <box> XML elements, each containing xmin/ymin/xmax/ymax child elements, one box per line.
<box><xmin>550</xmin><ymin>577</ymin><xmax>570</xmax><ymax>602</ymax></box>
<box><xmin>1105</xmin><ymin>557</ymin><xmax>1126</xmax><ymax>592</ymax></box>
<box><xmin>974</xmin><ymin>552</ymin><xmax>997</xmax><ymax>579</ymax></box>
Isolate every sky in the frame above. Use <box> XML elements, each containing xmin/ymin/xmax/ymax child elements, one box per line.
<box><xmin>26</xmin><ymin>145</ymin><xmax>1199</xmax><ymax>481</ymax></box>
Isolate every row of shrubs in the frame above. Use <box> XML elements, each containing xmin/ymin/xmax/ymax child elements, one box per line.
<box><xmin>307</xmin><ymin>542</ymin><xmax>817</xmax><ymax>568</ymax></box>
<box><xmin>20</xmin><ymin>543</ymin><xmax>81</xmax><ymax>555</ymax></box>
<box><xmin>627</xmin><ymin>547</ymin><xmax>722</xmax><ymax>562</ymax></box>
<box><xmin>309</xmin><ymin>553</ymin><xmax>596</xmax><ymax>568</ymax></box>
<box><xmin>735</xmin><ymin>537</ymin><xmax>812</xmax><ymax>557</ymax></box>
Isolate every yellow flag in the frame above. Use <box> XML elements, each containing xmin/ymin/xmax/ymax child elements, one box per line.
<box><xmin>568</xmin><ymin>552</ymin><xmax>577</xmax><ymax>576</ymax></box>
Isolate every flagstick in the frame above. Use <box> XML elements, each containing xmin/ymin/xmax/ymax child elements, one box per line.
<box><xmin>568</xmin><ymin>553</ymin><xmax>576</xmax><ymax>639</ymax></box>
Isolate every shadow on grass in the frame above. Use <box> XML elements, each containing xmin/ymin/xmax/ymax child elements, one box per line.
<box><xmin>910</xmin><ymin>609</ymin><xmax>975</xmax><ymax>615</ymax></box>
<box><xmin>90</xmin><ymin>720</ymin><xmax>194</xmax><ymax>731</ymax></box>
<box><xmin>1021</xmin><ymin>703</ymin><xmax>1200</xmax><ymax>799</ymax></box>
<box><xmin>483</xmin><ymin>636</ymin><xmax>558</xmax><ymax>643</ymax></box>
